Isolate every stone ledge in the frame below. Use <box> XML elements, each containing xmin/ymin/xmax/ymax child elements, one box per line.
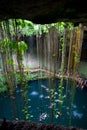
<box><xmin>0</xmin><ymin>119</ymin><xmax>86</xmax><ymax>130</ymax></box>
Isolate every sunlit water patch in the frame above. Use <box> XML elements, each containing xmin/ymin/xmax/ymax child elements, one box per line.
<box><xmin>0</xmin><ymin>79</ymin><xmax>87</xmax><ymax>129</ymax></box>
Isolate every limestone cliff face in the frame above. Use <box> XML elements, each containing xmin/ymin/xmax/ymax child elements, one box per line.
<box><xmin>0</xmin><ymin>0</ymin><xmax>87</xmax><ymax>24</ymax></box>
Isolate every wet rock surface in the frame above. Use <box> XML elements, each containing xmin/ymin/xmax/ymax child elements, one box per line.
<box><xmin>0</xmin><ymin>119</ymin><xmax>86</xmax><ymax>130</ymax></box>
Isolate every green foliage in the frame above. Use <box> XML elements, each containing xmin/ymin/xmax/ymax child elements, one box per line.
<box><xmin>0</xmin><ymin>38</ymin><xmax>10</xmax><ymax>51</ymax></box>
<box><xmin>6</xmin><ymin>58</ymin><xmax>14</xmax><ymax>65</ymax></box>
<box><xmin>0</xmin><ymin>74</ymin><xmax>7</xmax><ymax>93</ymax></box>
<box><xmin>0</xmin><ymin>19</ymin><xmax>74</xmax><ymax>38</ymax></box>
<box><xmin>17</xmin><ymin>41</ymin><xmax>28</xmax><ymax>55</ymax></box>
<box><xmin>34</xmin><ymin>24</ymin><xmax>50</xmax><ymax>35</ymax></box>
<box><xmin>8</xmin><ymin>19</ymin><xmax>35</xmax><ymax>36</ymax></box>
<box><xmin>18</xmin><ymin>19</ymin><xmax>35</xmax><ymax>36</ymax></box>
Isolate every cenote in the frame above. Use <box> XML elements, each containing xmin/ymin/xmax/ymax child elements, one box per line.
<box><xmin>0</xmin><ymin>78</ymin><xmax>87</xmax><ymax>129</ymax></box>
<box><xmin>0</xmin><ymin>20</ymin><xmax>87</xmax><ymax>130</ymax></box>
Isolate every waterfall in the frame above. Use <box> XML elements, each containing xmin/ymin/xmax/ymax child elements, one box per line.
<box><xmin>23</xmin><ymin>35</ymin><xmax>39</xmax><ymax>69</ymax></box>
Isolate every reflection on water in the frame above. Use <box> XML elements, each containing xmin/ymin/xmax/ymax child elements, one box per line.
<box><xmin>30</xmin><ymin>91</ymin><xmax>39</xmax><ymax>96</ymax></box>
<box><xmin>0</xmin><ymin>79</ymin><xmax>87</xmax><ymax>129</ymax></box>
<box><xmin>39</xmin><ymin>94</ymin><xmax>44</xmax><ymax>99</ymax></box>
<box><xmin>73</xmin><ymin>111</ymin><xmax>83</xmax><ymax>119</ymax></box>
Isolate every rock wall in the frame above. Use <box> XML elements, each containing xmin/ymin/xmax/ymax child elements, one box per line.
<box><xmin>0</xmin><ymin>119</ymin><xmax>86</xmax><ymax>130</ymax></box>
<box><xmin>0</xmin><ymin>0</ymin><xmax>87</xmax><ymax>24</ymax></box>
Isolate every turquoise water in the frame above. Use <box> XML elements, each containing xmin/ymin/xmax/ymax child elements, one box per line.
<box><xmin>0</xmin><ymin>78</ymin><xmax>87</xmax><ymax>129</ymax></box>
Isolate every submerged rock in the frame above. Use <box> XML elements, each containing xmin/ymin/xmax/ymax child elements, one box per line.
<box><xmin>0</xmin><ymin>119</ymin><xmax>86</xmax><ymax>130</ymax></box>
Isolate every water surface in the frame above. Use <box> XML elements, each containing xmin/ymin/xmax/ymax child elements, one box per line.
<box><xmin>0</xmin><ymin>78</ymin><xmax>87</xmax><ymax>129</ymax></box>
